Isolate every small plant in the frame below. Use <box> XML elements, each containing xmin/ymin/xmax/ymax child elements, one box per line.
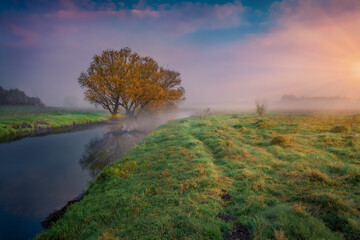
<box><xmin>255</xmin><ymin>97</ymin><xmax>268</xmax><ymax>116</ymax></box>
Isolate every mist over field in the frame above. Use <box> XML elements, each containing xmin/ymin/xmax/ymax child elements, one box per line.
<box><xmin>1</xmin><ymin>0</ymin><xmax>360</xmax><ymax>110</ymax></box>
<box><xmin>198</xmin><ymin>96</ymin><xmax>360</xmax><ymax>113</ymax></box>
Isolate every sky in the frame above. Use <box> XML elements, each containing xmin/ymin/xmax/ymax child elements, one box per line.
<box><xmin>1</xmin><ymin>0</ymin><xmax>360</xmax><ymax>108</ymax></box>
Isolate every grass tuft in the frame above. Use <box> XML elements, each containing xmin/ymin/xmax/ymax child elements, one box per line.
<box><xmin>271</xmin><ymin>135</ymin><xmax>289</xmax><ymax>145</ymax></box>
<box><xmin>254</xmin><ymin>119</ymin><xmax>270</xmax><ymax>128</ymax></box>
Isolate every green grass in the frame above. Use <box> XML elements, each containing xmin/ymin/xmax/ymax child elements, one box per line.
<box><xmin>0</xmin><ymin>106</ymin><xmax>110</xmax><ymax>140</ymax></box>
<box><xmin>37</xmin><ymin>113</ymin><xmax>360</xmax><ymax>240</ymax></box>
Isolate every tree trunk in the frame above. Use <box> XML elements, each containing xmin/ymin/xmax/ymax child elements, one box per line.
<box><xmin>125</xmin><ymin>108</ymin><xmax>133</xmax><ymax>116</ymax></box>
<box><xmin>110</xmin><ymin>107</ymin><xmax>119</xmax><ymax>118</ymax></box>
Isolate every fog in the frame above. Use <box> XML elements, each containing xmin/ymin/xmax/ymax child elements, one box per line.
<box><xmin>1</xmin><ymin>0</ymin><xmax>360</xmax><ymax>111</ymax></box>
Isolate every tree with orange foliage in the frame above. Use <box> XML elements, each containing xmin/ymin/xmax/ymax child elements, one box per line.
<box><xmin>78</xmin><ymin>48</ymin><xmax>185</xmax><ymax>116</ymax></box>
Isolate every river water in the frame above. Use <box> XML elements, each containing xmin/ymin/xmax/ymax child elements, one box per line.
<box><xmin>0</xmin><ymin>111</ymin><xmax>192</xmax><ymax>240</ymax></box>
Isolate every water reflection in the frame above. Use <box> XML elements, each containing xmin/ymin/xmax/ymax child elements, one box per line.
<box><xmin>79</xmin><ymin>127</ymin><xmax>146</xmax><ymax>178</ymax></box>
<box><xmin>0</xmin><ymin>127</ymin><xmax>104</xmax><ymax>240</ymax></box>
<box><xmin>79</xmin><ymin>112</ymin><xmax>191</xmax><ymax>178</ymax></box>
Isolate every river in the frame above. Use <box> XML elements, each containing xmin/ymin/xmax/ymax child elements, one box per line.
<box><xmin>0</xmin><ymin>110</ymin><xmax>193</xmax><ymax>240</ymax></box>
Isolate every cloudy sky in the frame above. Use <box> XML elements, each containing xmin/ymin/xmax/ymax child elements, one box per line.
<box><xmin>1</xmin><ymin>0</ymin><xmax>360</xmax><ymax>107</ymax></box>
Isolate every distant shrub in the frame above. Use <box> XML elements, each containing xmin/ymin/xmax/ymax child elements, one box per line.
<box><xmin>255</xmin><ymin>97</ymin><xmax>268</xmax><ymax>116</ymax></box>
<box><xmin>330</xmin><ymin>125</ymin><xmax>349</xmax><ymax>133</ymax></box>
<box><xmin>271</xmin><ymin>136</ymin><xmax>289</xmax><ymax>145</ymax></box>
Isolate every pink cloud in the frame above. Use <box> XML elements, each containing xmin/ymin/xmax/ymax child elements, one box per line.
<box><xmin>1</xmin><ymin>1</ymin><xmax>246</xmax><ymax>49</ymax></box>
<box><xmin>130</xmin><ymin>9</ymin><xmax>160</xmax><ymax>18</ymax></box>
<box><xmin>1</xmin><ymin>21</ymin><xmax>38</xmax><ymax>47</ymax></box>
<box><xmin>45</xmin><ymin>9</ymin><xmax>125</xmax><ymax>21</ymax></box>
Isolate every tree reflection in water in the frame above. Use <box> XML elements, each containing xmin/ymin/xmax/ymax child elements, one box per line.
<box><xmin>79</xmin><ymin>118</ymin><xmax>148</xmax><ymax>178</ymax></box>
<box><xmin>79</xmin><ymin>114</ymin><xmax>175</xmax><ymax>178</ymax></box>
<box><xmin>79</xmin><ymin>111</ymin><xmax>193</xmax><ymax>178</ymax></box>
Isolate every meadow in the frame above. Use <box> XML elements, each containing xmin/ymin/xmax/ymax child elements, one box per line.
<box><xmin>37</xmin><ymin>113</ymin><xmax>360</xmax><ymax>240</ymax></box>
<box><xmin>0</xmin><ymin>106</ymin><xmax>110</xmax><ymax>140</ymax></box>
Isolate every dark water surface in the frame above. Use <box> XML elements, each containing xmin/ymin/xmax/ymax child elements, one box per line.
<box><xmin>0</xmin><ymin>111</ymin><xmax>192</xmax><ymax>240</ymax></box>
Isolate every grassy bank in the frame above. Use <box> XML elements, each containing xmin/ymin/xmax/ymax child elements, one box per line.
<box><xmin>37</xmin><ymin>113</ymin><xmax>360</xmax><ymax>240</ymax></box>
<box><xmin>0</xmin><ymin>106</ymin><xmax>110</xmax><ymax>140</ymax></box>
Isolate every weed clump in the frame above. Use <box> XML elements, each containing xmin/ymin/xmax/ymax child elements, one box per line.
<box><xmin>254</xmin><ymin>119</ymin><xmax>270</xmax><ymax>128</ymax></box>
<box><xmin>271</xmin><ymin>136</ymin><xmax>289</xmax><ymax>145</ymax></box>
<box><xmin>330</xmin><ymin>125</ymin><xmax>349</xmax><ymax>133</ymax></box>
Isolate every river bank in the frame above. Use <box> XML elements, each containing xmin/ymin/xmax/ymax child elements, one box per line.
<box><xmin>0</xmin><ymin>106</ymin><xmax>110</xmax><ymax>142</ymax></box>
<box><xmin>36</xmin><ymin>113</ymin><xmax>360</xmax><ymax>239</ymax></box>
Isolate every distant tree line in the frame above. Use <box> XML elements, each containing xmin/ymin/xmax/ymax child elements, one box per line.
<box><xmin>281</xmin><ymin>95</ymin><xmax>349</xmax><ymax>102</ymax></box>
<box><xmin>0</xmin><ymin>86</ymin><xmax>44</xmax><ymax>106</ymax></box>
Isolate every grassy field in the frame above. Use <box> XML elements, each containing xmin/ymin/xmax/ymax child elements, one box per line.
<box><xmin>37</xmin><ymin>113</ymin><xmax>360</xmax><ymax>240</ymax></box>
<box><xmin>0</xmin><ymin>106</ymin><xmax>110</xmax><ymax>140</ymax></box>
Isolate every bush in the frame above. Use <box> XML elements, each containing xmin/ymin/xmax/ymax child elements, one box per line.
<box><xmin>255</xmin><ymin>97</ymin><xmax>268</xmax><ymax>116</ymax></box>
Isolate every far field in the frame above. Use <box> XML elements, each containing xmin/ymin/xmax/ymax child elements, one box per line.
<box><xmin>37</xmin><ymin>113</ymin><xmax>360</xmax><ymax>240</ymax></box>
<box><xmin>0</xmin><ymin>106</ymin><xmax>110</xmax><ymax>140</ymax></box>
